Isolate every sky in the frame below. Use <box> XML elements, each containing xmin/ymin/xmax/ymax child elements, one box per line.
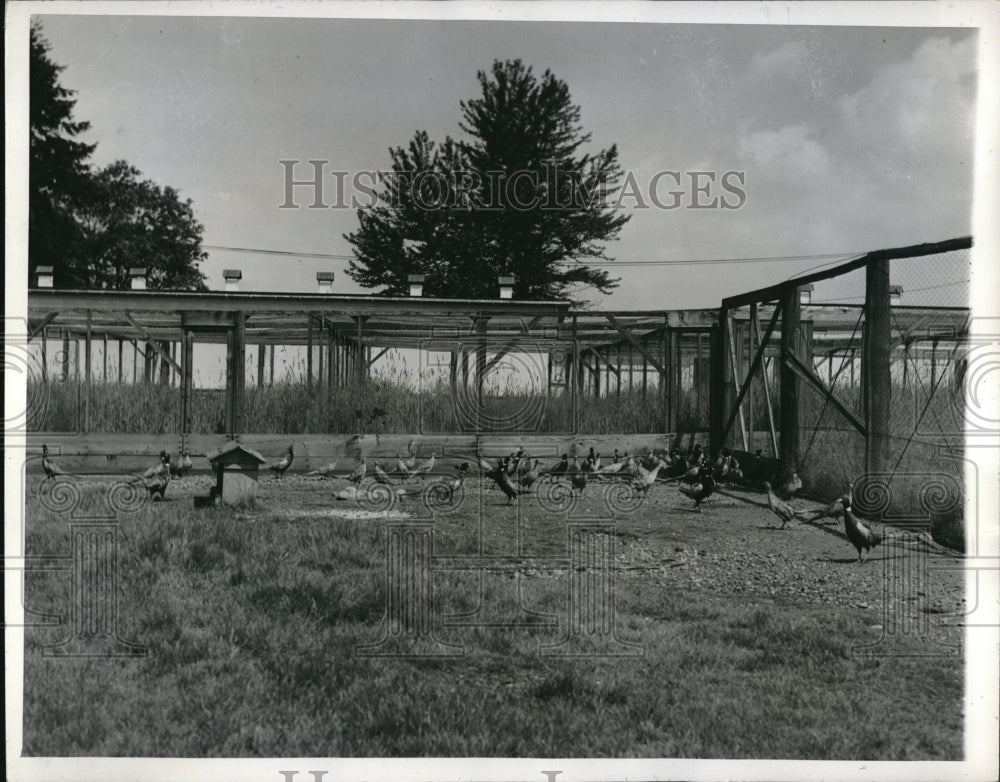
<box><xmin>32</xmin><ymin>12</ymin><xmax>978</xmax><ymax>309</ymax></box>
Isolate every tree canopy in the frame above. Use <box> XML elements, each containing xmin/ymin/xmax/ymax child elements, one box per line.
<box><xmin>345</xmin><ymin>59</ymin><xmax>629</xmax><ymax>303</ymax></box>
<box><xmin>29</xmin><ymin>24</ymin><xmax>207</xmax><ymax>290</ymax></box>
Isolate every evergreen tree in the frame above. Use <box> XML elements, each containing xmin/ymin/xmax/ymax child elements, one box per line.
<box><xmin>346</xmin><ymin>60</ymin><xmax>629</xmax><ymax>303</ymax></box>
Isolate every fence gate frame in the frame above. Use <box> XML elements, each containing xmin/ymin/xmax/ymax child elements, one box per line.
<box><xmin>710</xmin><ymin>236</ymin><xmax>972</xmax><ymax>475</ymax></box>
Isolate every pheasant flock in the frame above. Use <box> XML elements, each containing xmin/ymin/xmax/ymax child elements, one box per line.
<box><xmin>37</xmin><ymin>440</ymin><xmax>948</xmax><ymax>565</ymax></box>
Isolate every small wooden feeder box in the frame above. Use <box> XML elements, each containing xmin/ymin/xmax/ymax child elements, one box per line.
<box><xmin>198</xmin><ymin>441</ymin><xmax>266</xmax><ymax>506</ymax></box>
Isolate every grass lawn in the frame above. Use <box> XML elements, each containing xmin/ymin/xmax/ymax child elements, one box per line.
<box><xmin>21</xmin><ymin>469</ymin><xmax>964</xmax><ymax>758</ymax></box>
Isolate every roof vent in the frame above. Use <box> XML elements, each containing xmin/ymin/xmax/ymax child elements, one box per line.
<box><xmin>223</xmin><ymin>269</ymin><xmax>243</xmax><ymax>292</ymax></box>
<box><xmin>130</xmin><ymin>267</ymin><xmax>148</xmax><ymax>290</ymax></box>
<box><xmin>35</xmin><ymin>266</ymin><xmax>54</xmax><ymax>288</ymax></box>
<box><xmin>499</xmin><ymin>275</ymin><xmax>515</xmax><ymax>300</ymax></box>
<box><xmin>408</xmin><ymin>274</ymin><xmax>425</xmax><ymax>298</ymax></box>
<box><xmin>799</xmin><ymin>283</ymin><xmax>814</xmax><ymax>305</ymax></box>
<box><xmin>317</xmin><ymin>271</ymin><xmax>335</xmax><ymax>294</ymax></box>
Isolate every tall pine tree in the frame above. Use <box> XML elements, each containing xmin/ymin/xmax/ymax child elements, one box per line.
<box><xmin>345</xmin><ymin>60</ymin><xmax>628</xmax><ymax>303</ymax></box>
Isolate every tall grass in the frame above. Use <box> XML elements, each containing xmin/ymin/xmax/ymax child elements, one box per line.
<box><xmin>28</xmin><ymin>378</ymin><xmax>703</xmax><ymax>435</ymax></box>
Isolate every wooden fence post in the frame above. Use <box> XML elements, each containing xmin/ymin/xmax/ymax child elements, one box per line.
<box><xmin>864</xmin><ymin>258</ymin><xmax>892</xmax><ymax>475</ymax></box>
<box><xmin>233</xmin><ymin>312</ymin><xmax>246</xmax><ymax>436</ymax></box>
<box><xmin>780</xmin><ymin>287</ymin><xmax>802</xmax><ymax>469</ymax></box>
<box><xmin>84</xmin><ymin>312</ymin><xmax>92</xmax><ymax>433</ymax></box>
<box><xmin>182</xmin><ymin>329</ymin><xmax>194</xmax><ymax>439</ymax></box>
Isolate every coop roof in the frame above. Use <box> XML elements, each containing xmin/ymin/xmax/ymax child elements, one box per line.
<box><xmin>205</xmin><ymin>441</ymin><xmax>266</xmax><ymax>464</ymax></box>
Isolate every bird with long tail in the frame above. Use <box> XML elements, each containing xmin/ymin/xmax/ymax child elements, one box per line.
<box><xmin>306</xmin><ymin>457</ymin><xmax>339</xmax><ymax>478</ymax></box>
<box><xmin>543</xmin><ymin>454</ymin><xmax>569</xmax><ymax>483</ymax></box>
<box><xmin>519</xmin><ymin>460</ymin><xmax>542</xmax><ymax>490</ymax></box>
<box><xmin>492</xmin><ymin>467</ymin><xmax>526</xmax><ymax>505</ymax></box>
<box><xmin>41</xmin><ymin>444</ymin><xmax>67</xmax><ymax>480</ymax></box>
<box><xmin>840</xmin><ymin>496</ymin><xmax>885</xmax><ymax>564</ymax></box>
<box><xmin>763</xmin><ymin>481</ymin><xmax>801</xmax><ymax>529</ymax></box>
<box><xmin>679</xmin><ymin>466</ymin><xmax>716</xmax><ymax>512</ymax></box>
<box><xmin>347</xmin><ymin>458</ymin><xmax>367</xmax><ymax>486</ymax></box>
<box><xmin>170</xmin><ymin>449</ymin><xmax>193</xmax><ymax>478</ymax></box>
<box><xmin>373</xmin><ymin>462</ymin><xmax>395</xmax><ymax>485</ymax></box>
<box><xmin>634</xmin><ymin>459</ymin><xmax>669</xmax><ymax>496</ymax></box>
<box><xmin>268</xmin><ymin>445</ymin><xmax>294</xmax><ymax>478</ymax></box>
<box><xmin>412</xmin><ymin>452</ymin><xmax>435</xmax><ymax>477</ymax></box>
<box><xmin>140</xmin><ymin>452</ymin><xmax>171</xmax><ymax>500</ymax></box>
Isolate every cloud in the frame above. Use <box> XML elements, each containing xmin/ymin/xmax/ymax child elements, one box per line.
<box><xmin>748</xmin><ymin>40</ymin><xmax>809</xmax><ymax>80</ymax></box>
<box><xmin>737</xmin><ymin>123</ymin><xmax>834</xmax><ymax>181</ymax></box>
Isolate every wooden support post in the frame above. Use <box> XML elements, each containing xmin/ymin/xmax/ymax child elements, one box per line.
<box><xmin>118</xmin><ymin>339</ymin><xmax>123</xmax><ymax>384</ymax></box>
<box><xmin>132</xmin><ymin>340</ymin><xmax>137</xmax><ymax>384</ymax></box>
<box><xmin>102</xmin><ymin>333</ymin><xmax>108</xmax><ymax>383</ymax></box>
<box><xmin>751</xmin><ymin>307</ymin><xmax>780</xmax><ymax>456</ymax></box>
<box><xmin>318</xmin><ymin>317</ymin><xmax>325</xmax><ymax>389</ymax></box>
<box><xmin>475</xmin><ymin>316</ymin><xmax>489</xmax><ymax>430</ymax></box>
<box><xmin>709</xmin><ymin>322</ymin><xmax>725</xmax><ymax>452</ymax></box>
<box><xmin>62</xmin><ymin>333</ymin><xmax>71</xmax><ymax>382</ymax></box>
<box><xmin>616</xmin><ymin>347</ymin><xmax>622</xmax><ymax>397</ymax></box>
<box><xmin>661</xmin><ymin>319</ymin><xmax>669</xmax><ymax>434</ymax></box>
<box><xmin>930</xmin><ymin>338</ymin><xmax>938</xmax><ymax>389</ymax></box>
<box><xmin>333</xmin><ymin>330</ymin><xmax>340</xmax><ymax>388</ymax></box>
<box><xmin>725</xmin><ymin>314</ymin><xmax>749</xmax><ymax>451</ymax></box>
<box><xmin>695</xmin><ymin>333</ymin><xmax>704</xmax><ymax>422</ymax></box>
<box><xmin>327</xmin><ymin>325</ymin><xmax>334</xmax><ymax>389</ymax></box>
<box><xmin>84</xmin><ymin>312</ymin><xmax>92</xmax><ymax>433</ymax></box>
<box><xmin>159</xmin><ymin>341</ymin><xmax>170</xmax><ymax>386</ymax></box>
<box><xmin>225</xmin><ymin>329</ymin><xmax>234</xmax><ymax>436</ymax></box>
<box><xmin>863</xmin><ymin>258</ymin><xmax>892</xmax><ymax>475</ymax></box>
<box><xmin>269</xmin><ymin>343</ymin><xmax>275</xmax><ymax>385</ymax></box>
<box><xmin>642</xmin><ymin>340</ymin><xmax>648</xmax><ymax>398</ymax></box>
<box><xmin>748</xmin><ymin>308</ymin><xmax>756</xmax><ymax>451</ymax></box>
<box><xmin>355</xmin><ymin>316</ymin><xmax>367</xmax><ymax>385</ymax></box>
<box><xmin>74</xmin><ymin>338</ymin><xmax>80</xmax><ymax>381</ymax></box>
<box><xmin>668</xmin><ymin>329</ymin><xmax>679</xmax><ymax>433</ymax></box>
<box><xmin>780</xmin><ymin>286</ymin><xmax>802</xmax><ymax>469</ymax></box>
<box><xmin>258</xmin><ymin>343</ymin><xmax>266</xmax><ymax>387</ymax></box>
<box><xmin>234</xmin><ymin>312</ymin><xmax>246</xmax><ymax>435</ymax></box>
<box><xmin>306</xmin><ymin>315</ymin><xmax>314</xmax><ymax>387</ymax></box>
<box><xmin>182</xmin><ymin>330</ymin><xmax>194</xmax><ymax>440</ymax></box>
<box><xmin>41</xmin><ymin>329</ymin><xmax>47</xmax><ymax>384</ymax></box>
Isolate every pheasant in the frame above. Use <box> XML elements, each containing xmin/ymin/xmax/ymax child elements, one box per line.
<box><xmin>412</xmin><ymin>453</ymin><xmax>436</xmax><ymax>477</ymax></box>
<box><xmin>634</xmin><ymin>459</ymin><xmax>668</xmax><ymax>496</ymax></box>
<box><xmin>840</xmin><ymin>496</ymin><xmax>886</xmax><ymax>564</ymax></box>
<box><xmin>772</xmin><ymin>470</ymin><xmax>803</xmax><ymax>500</ymax></box>
<box><xmin>347</xmin><ymin>458</ymin><xmax>367</xmax><ymax>486</ymax></box>
<box><xmin>492</xmin><ymin>468</ymin><xmax>523</xmax><ymax>505</ymax></box>
<box><xmin>598</xmin><ymin>458</ymin><xmax>626</xmax><ymax>477</ymax></box>
<box><xmin>144</xmin><ymin>469</ymin><xmax>171</xmax><ymax>501</ymax></box>
<box><xmin>269</xmin><ymin>445</ymin><xmax>294</xmax><ymax>477</ymax></box>
<box><xmin>395</xmin><ymin>454</ymin><xmax>415</xmax><ymax>481</ymax></box>
<box><xmin>373</xmin><ymin>462</ymin><xmax>395</xmax><ymax>485</ymax></box>
<box><xmin>763</xmin><ymin>481</ymin><xmax>800</xmax><ymax>529</ymax></box>
<box><xmin>402</xmin><ymin>439</ymin><xmax>418</xmax><ymax>470</ymax></box>
<box><xmin>142</xmin><ymin>452</ymin><xmax>171</xmax><ymax>500</ymax></box>
<box><xmin>519</xmin><ymin>460</ymin><xmax>542</xmax><ymax>490</ymax></box>
<box><xmin>679</xmin><ymin>466</ymin><xmax>715</xmax><ymax>512</ymax></box>
<box><xmin>445</xmin><ymin>463</ymin><xmax>470</xmax><ymax>493</ymax></box>
<box><xmin>306</xmin><ymin>457</ymin><xmax>339</xmax><ymax>478</ymax></box>
<box><xmin>170</xmin><ymin>448</ymin><xmax>194</xmax><ymax>478</ymax></box>
<box><xmin>142</xmin><ymin>451</ymin><xmax>171</xmax><ymax>480</ymax></box>
<box><xmin>543</xmin><ymin>454</ymin><xmax>569</xmax><ymax>482</ymax></box>
<box><xmin>41</xmin><ymin>444</ymin><xmax>66</xmax><ymax>479</ymax></box>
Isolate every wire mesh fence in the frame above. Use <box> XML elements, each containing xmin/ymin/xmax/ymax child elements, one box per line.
<box><xmin>717</xmin><ymin>240</ymin><xmax>970</xmax><ymax>550</ymax></box>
